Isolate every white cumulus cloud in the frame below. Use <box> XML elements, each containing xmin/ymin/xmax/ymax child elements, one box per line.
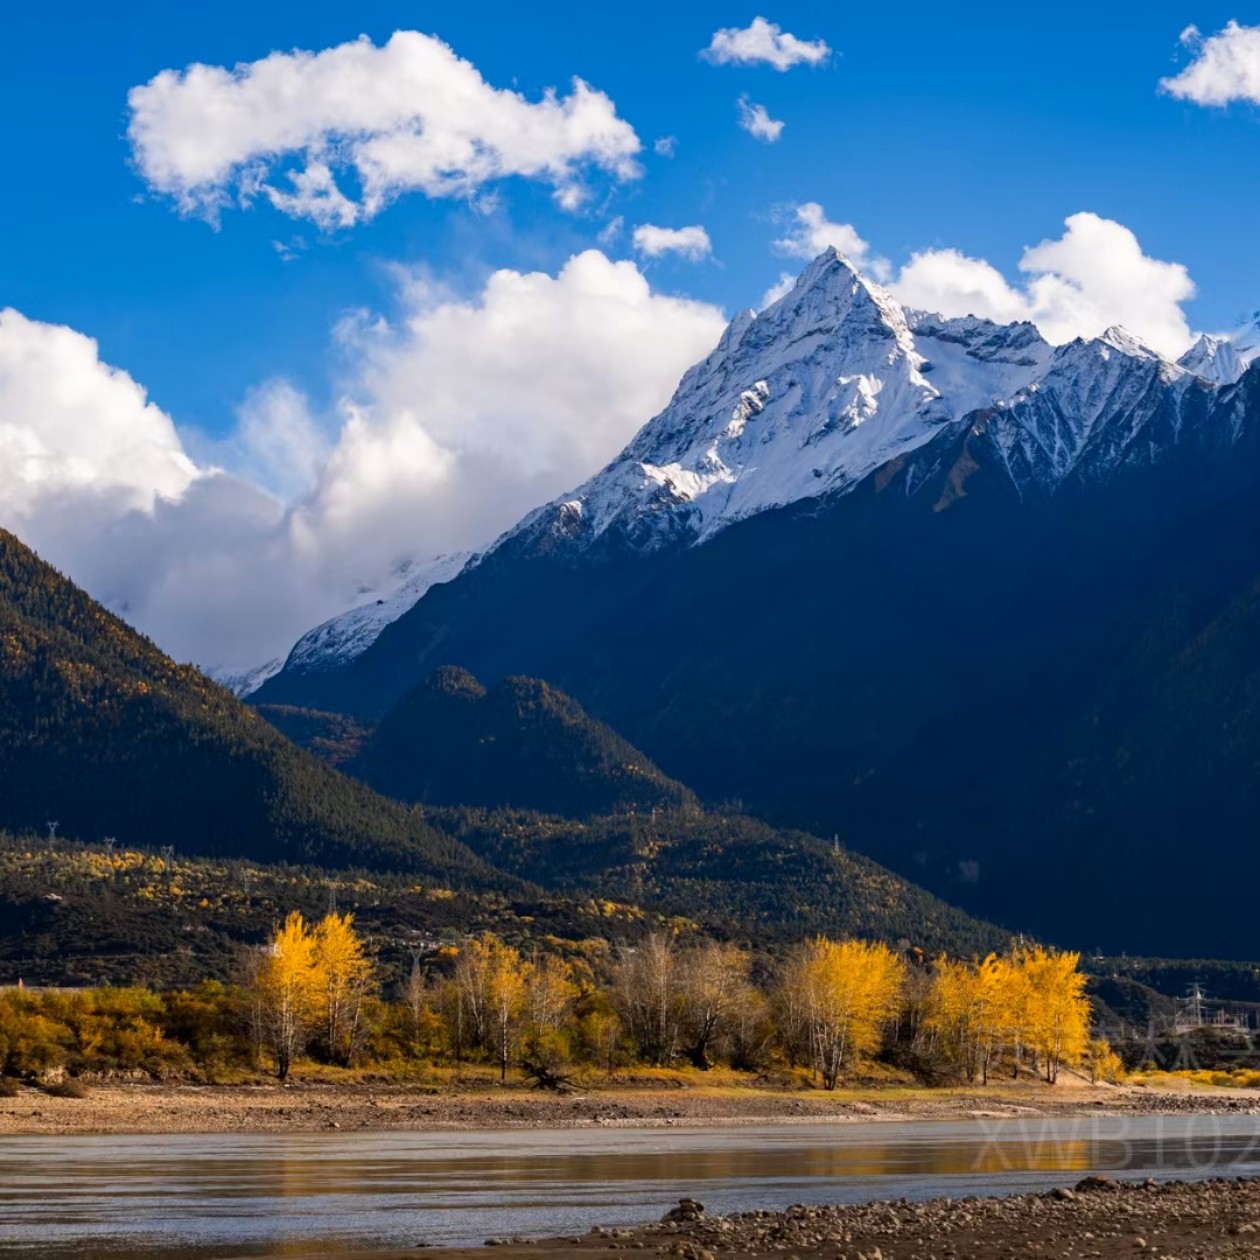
<box><xmin>890</xmin><ymin>212</ymin><xmax>1197</xmax><ymax>358</ymax></box>
<box><xmin>773</xmin><ymin>202</ymin><xmax>890</xmax><ymax>279</ymax></box>
<box><xmin>0</xmin><ymin>256</ymin><xmax>725</xmax><ymax>672</ymax></box>
<box><xmin>1160</xmin><ymin>20</ymin><xmax>1260</xmax><ymax>106</ymax></box>
<box><xmin>701</xmin><ymin>16</ymin><xmax>831</xmax><ymax>71</ymax></box>
<box><xmin>127</xmin><ymin>31</ymin><xmax>643</xmax><ymax>228</ymax></box>
<box><xmin>632</xmin><ymin>224</ymin><xmax>714</xmax><ymax>260</ymax></box>
<box><xmin>892</xmin><ymin>249</ymin><xmax>1032</xmax><ymax>326</ymax></box>
<box><xmin>737</xmin><ymin>96</ymin><xmax>785</xmax><ymax>142</ymax></box>
<box><xmin>0</xmin><ymin>310</ymin><xmax>198</xmax><ymax>520</ymax></box>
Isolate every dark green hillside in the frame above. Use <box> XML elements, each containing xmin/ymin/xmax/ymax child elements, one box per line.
<box><xmin>0</xmin><ymin>530</ymin><xmax>503</xmax><ymax>886</ymax></box>
<box><xmin>432</xmin><ymin>806</ymin><xmax>1010</xmax><ymax>957</ymax></box>
<box><xmin>351</xmin><ymin>666</ymin><xmax>696</xmax><ymax>817</ymax></box>
<box><xmin>253</xmin><ymin>704</ymin><xmax>370</xmax><ymax>768</ymax></box>
<box><xmin>0</xmin><ymin>528</ymin><xmax>1016</xmax><ymax>969</ymax></box>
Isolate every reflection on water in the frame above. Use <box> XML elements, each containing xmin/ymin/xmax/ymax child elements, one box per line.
<box><xmin>1</xmin><ymin>1116</ymin><xmax>1259</xmax><ymax>1258</ymax></box>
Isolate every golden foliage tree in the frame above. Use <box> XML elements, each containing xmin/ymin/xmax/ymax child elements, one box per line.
<box><xmin>454</xmin><ymin>933</ymin><xmax>534</xmax><ymax>1081</ymax></box>
<box><xmin>527</xmin><ymin>951</ymin><xmax>579</xmax><ymax>1039</ymax></box>
<box><xmin>248</xmin><ymin>910</ymin><xmax>375</xmax><ymax>1078</ymax></box>
<box><xmin>923</xmin><ymin>946</ymin><xmax>1091</xmax><ymax>1085</ymax></box>
<box><xmin>312</xmin><ymin>912</ymin><xmax>373</xmax><ymax>1067</ymax></box>
<box><xmin>254</xmin><ymin>911</ymin><xmax>320</xmax><ymax>1081</ymax></box>
<box><xmin>1021</xmin><ymin>946</ymin><xmax>1090</xmax><ymax>1083</ymax></box>
<box><xmin>781</xmin><ymin>937</ymin><xmax>906</xmax><ymax>1089</ymax></box>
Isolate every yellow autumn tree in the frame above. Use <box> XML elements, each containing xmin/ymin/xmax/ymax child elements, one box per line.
<box><xmin>782</xmin><ymin>937</ymin><xmax>906</xmax><ymax>1089</ymax></box>
<box><xmin>312</xmin><ymin>912</ymin><xmax>373</xmax><ymax>1067</ymax></box>
<box><xmin>526</xmin><ymin>952</ymin><xmax>579</xmax><ymax>1039</ymax></box>
<box><xmin>254</xmin><ymin>911</ymin><xmax>320</xmax><ymax>1080</ymax></box>
<box><xmin>1020</xmin><ymin>946</ymin><xmax>1090</xmax><ymax>1083</ymax></box>
<box><xmin>454</xmin><ymin>933</ymin><xmax>534</xmax><ymax>1080</ymax></box>
<box><xmin>924</xmin><ymin>954</ymin><xmax>990</xmax><ymax>1083</ymax></box>
<box><xmin>924</xmin><ymin>946</ymin><xmax>1091</xmax><ymax>1085</ymax></box>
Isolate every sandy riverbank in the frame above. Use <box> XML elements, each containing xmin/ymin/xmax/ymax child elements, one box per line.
<box><xmin>1</xmin><ymin>1077</ymin><xmax>1256</xmax><ymax>1136</ymax></box>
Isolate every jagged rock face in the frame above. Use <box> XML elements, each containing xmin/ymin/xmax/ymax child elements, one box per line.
<box><xmin>507</xmin><ymin>252</ymin><xmax>1056</xmax><ymax>555</ymax></box>
<box><xmin>495</xmin><ymin>255</ymin><xmax>1244</xmax><ymax>558</ymax></box>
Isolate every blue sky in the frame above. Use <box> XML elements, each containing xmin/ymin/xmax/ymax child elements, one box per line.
<box><xmin>3</xmin><ymin>0</ymin><xmax>1256</xmax><ymax>436</ymax></box>
<box><xmin>0</xmin><ymin>1</ymin><xmax>1258</xmax><ymax>670</ymax></box>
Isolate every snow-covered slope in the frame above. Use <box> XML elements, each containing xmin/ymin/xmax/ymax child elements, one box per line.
<box><xmin>975</xmin><ymin>328</ymin><xmax>1202</xmax><ymax>495</ymax></box>
<box><xmin>215</xmin><ymin>553</ymin><xmax>472</xmax><ymax>696</ymax></box>
<box><xmin>501</xmin><ymin>249</ymin><xmax>1222</xmax><ymax>558</ymax></box>
<box><xmin>211</xmin><ymin>657</ymin><xmax>283</xmax><ymax>698</ymax></box>
<box><xmin>277</xmin><ymin>552</ymin><xmax>472</xmax><ymax>682</ymax></box>
<box><xmin>504</xmin><ymin>251</ymin><xmax>1058</xmax><ymax>554</ymax></box>
<box><xmin>1178</xmin><ymin>312</ymin><xmax>1260</xmax><ymax>385</ymax></box>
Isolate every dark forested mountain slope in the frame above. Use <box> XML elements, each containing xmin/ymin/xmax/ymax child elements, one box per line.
<box><xmin>255</xmin><ymin>350</ymin><xmax>1260</xmax><ymax>956</ymax></box>
<box><xmin>0</xmin><ymin>528</ymin><xmax>1015</xmax><ymax>958</ymax></box>
<box><xmin>256</xmin><ymin>666</ymin><xmax>1000</xmax><ymax>952</ymax></box>
<box><xmin>350</xmin><ymin>666</ymin><xmax>695</xmax><ymax>816</ymax></box>
<box><xmin>0</xmin><ymin>530</ymin><xmax>502</xmax><ymax>885</ymax></box>
<box><xmin>433</xmin><ymin>807</ymin><xmax>1009</xmax><ymax>956</ymax></box>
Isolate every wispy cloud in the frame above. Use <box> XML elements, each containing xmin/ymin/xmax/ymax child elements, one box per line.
<box><xmin>773</xmin><ymin>202</ymin><xmax>889</xmax><ymax>279</ymax></box>
<box><xmin>1160</xmin><ymin>21</ymin><xmax>1260</xmax><ymax>107</ymax></box>
<box><xmin>0</xmin><ymin>257</ymin><xmax>725</xmax><ymax>669</ymax></box>
<box><xmin>738</xmin><ymin>96</ymin><xmax>785</xmax><ymax>142</ymax></box>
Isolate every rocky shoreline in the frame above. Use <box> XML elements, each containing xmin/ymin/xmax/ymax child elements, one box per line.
<box><xmin>378</xmin><ymin>1176</ymin><xmax>1260</xmax><ymax>1260</ymax></box>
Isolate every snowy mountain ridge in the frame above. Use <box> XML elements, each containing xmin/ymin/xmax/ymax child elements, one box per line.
<box><xmin>258</xmin><ymin>250</ymin><xmax>1258</xmax><ymax>689</ymax></box>
<box><xmin>1177</xmin><ymin>311</ymin><xmax>1260</xmax><ymax>385</ymax></box>
<box><xmin>504</xmin><ymin>249</ymin><xmax>1234</xmax><ymax>557</ymax></box>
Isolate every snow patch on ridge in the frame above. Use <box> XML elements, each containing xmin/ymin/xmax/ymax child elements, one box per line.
<box><xmin>211</xmin><ymin>657</ymin><xmax>284</xmax><ymax>697</ymax></box>
<box><xmin>1178</xmin><ymin>313</ymin><xmax>1260</xmax><ymax>385</ymax></box>
<box><xmin>280</xmin><ymin>551</ymin><xmax>473</xmax><ymax>680</ymax></box>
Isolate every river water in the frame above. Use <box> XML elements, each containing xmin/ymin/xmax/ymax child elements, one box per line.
<box><xmin>2</xmin><ymin>1116</ymin><xmax>1259</xmax><ymax>1258</ymax></box>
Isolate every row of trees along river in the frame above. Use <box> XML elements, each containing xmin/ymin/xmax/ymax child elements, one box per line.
<box><xmin>0</xmin><ymin>912</ymin><xmax>1112</xmax><ymax>1090</ymax></box>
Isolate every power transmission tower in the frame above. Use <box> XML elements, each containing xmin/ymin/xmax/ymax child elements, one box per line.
<box><xmin>46</xmin><ymin>820</ymin><xmax>59</xmax><ymax>841</ymax></box>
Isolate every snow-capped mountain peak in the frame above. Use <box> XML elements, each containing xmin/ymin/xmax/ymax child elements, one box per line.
<box><xmin>508</xmin><ymin>250</ymin><xmax>1095</xmax><ymax>553</ymax></box>
<box><xmin>262</xmin><ymin>251</ymin><xmax>1258</xmax><ymax>687</ymax></box>
<box><xmin>1178</xmin><ymin>312</ymin><xmax>1260</xmax><ymax>385</ymax></box>
<box><xmin>530</xmin><ymin>249</ymin><xmax>1065</xmax><ymax>551</ymax></box>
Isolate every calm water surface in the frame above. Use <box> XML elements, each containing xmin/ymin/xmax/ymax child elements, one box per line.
<box><xmin>2</xmin><ymin>1116</ymin><xmax>1259</xmax><ymax>1259</ymax></box>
